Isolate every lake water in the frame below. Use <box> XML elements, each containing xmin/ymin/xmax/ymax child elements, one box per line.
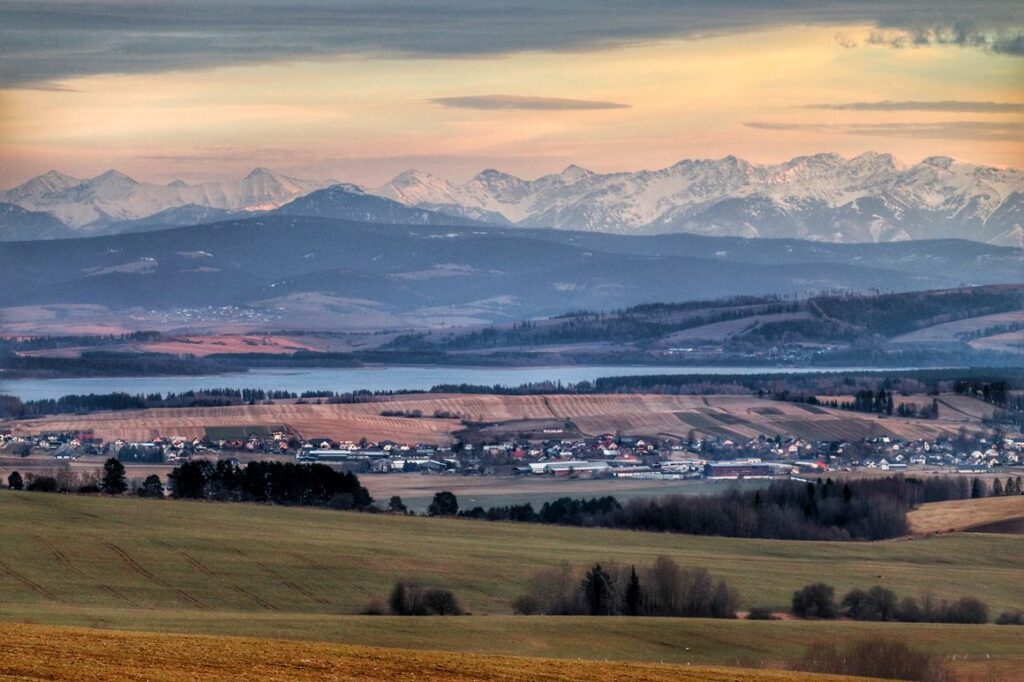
<box><xmin>0</xmin><ymin>365</ymin><xmax>918</xmax><ymax>401</ymax></box>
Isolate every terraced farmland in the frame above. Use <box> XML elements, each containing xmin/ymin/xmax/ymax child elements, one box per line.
<box><xmin>1</xmin><ymin>392</ymin><xmax>990</xmax><ymax>444</ymax></box>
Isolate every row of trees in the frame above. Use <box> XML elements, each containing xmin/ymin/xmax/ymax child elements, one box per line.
<box><xmin>423</xmin><ymin>476</ymin><xmax>1019</xmax><ymax>541</ymax></box>
<box><xmin>167</xmin><ymin>460</ymin><xmax>373</xmax><ymax>509</ymax></box>
<box><xmin>791</xmin><ymin>582</ymin><xmax>992</xmax><ymax>624</ymax></box>
<box><xmin>6</xmin><ymin>458</ymin><xmax>128</xmax><ymax>495</ymax></box>
<box><xmin>513</xmin><ymin>557</ymin><xmax>738</xmax><ymax>618</ymax></box>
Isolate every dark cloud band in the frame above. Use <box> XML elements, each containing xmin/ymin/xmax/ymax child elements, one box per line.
<box><xmin>1</xmin><ymin>1</ymin><xmax>1022</xmax><ymax>87</ymax></box>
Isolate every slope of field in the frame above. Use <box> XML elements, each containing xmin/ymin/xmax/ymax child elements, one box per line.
<box><xmin>890</xmin><ymin>310</ymin><xmax>1024</xmax><ymax>344</ymax></box>
<box><xmin>1</xmin><ymin>493</ymin><xmax>1022</xmax><ymax>616</ymax></box>
<box><xmin>908</xmin><ymin>495</ymin><xmax>1024</xmax><ymax>535</ymax></box>
<box><xmin>0</xmin><ymin>623</ymin><xmax>876</xmax><ymax>682</ymax></box>
<box><xmin>0</xmin><ymin>493</ymin><xmax>1021</xmax><ymax>679</ymax></box>
<box><xmin>654</xmin><ymin>312</ymin><xmax>814</xmax><ymax>344</ymax></box>
<box><xmin>969</xmin><ymin>330</ymin><xmax>1024</xmax><ymax>353</ymax></box>
<box><xmin>0</xmin><ymin>392</ymin><xmax>984</xmax><ymax>444</ymax></box>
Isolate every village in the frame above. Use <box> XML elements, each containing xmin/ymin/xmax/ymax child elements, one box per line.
<box><xmin>3</xmin><ymin>424</ymin><xmax>1022</xmax><ymax>483</ymax></box>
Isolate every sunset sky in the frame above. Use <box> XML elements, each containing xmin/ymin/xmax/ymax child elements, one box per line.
<box><xmin>1</xmin><ymin>1</ymin><xmax>1022</xmax><ymax>187</ymax></box>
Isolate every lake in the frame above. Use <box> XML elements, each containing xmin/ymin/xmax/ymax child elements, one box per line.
<box><xmin>0</xmin><ymin>364</ymin><xmax>922</xmax><ymax>402</ymax></box>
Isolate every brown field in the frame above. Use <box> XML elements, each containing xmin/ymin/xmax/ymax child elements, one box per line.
<box><xmin>0</xmin><ymin>623</ymin><xmax>868</xmax><ymax>682</ymax></box>
<box><xmin>908</xmin><ymin>495</ymin><xmax>1024</xmax><ymax>535</ymax></box>
<box><xmin>890</xmin><ymin>310</ymin><xmax>1024</xmax><ymax>344</ymax></box>
<box><xmin>1</xmin><ymin>393</ymin><xmax>993</xmax><ymax>444</ymax></box>
<box><xmin>819</xmin><ymin>394</ymin><xmax>996</xmax><ymax>423</ymax></box>
<box><xmin>655</xmin><ymin>312</ymin><xmax>814</xmax><ymax>344</ymax></box>
<box><xmin>969</xmin><ymin>330</ymin><xmax>1024</xmax><ymax>353</ymax></box>
<box><xmin>138</xmin><ymin>334</ymin><xmax>322</xmax><ymax>356</ymax></box>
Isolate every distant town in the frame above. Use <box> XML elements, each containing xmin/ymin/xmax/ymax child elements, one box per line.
<box><xmin>5</xmin><ymin>424</ymin><xmax>1020</xmax><ymax>485</ymax></box>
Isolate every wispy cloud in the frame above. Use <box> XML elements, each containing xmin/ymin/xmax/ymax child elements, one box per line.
<box><xmin>745</xmin><ymin>120</ymin><xmax>1024</xmax><ymax>141</ymax></box>
<box><xmin>806</xmin><ymin>100</ymin><xmax>1024</xmax><ymax>113</ymax></box>
<box><xmin>430</xmin><ymin>95</ymin><xmax>629</xmax><ymax>111</ymax></box>
<box><xmin>14</xmin><ymin>80</ymin><xmax>81</xmax><ymax>92</ymax></box>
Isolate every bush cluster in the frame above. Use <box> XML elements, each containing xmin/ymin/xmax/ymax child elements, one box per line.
<box><xmin>791</xmin><ymin>582</ymin><xmax>990</xmax><ymax>623</ymax></box>
<box><xmin>513</xmin><ymin>556</ymin><xmax>738</xmax><ymax>618</ymax></box>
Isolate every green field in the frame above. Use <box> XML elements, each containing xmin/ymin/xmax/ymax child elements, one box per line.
<box><xmin>1</xmin><ymin>492</ymin><xmax>1022</xmax><ymax>674</ymax></box>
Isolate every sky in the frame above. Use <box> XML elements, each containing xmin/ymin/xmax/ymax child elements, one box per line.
<box><xmin>1</xmin><ymin>1</ymin><xmax>1022</xmax><ymax>188</ymax></box>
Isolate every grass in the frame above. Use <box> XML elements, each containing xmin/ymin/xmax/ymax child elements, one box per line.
<box><xmin>0</xmin><ymin>622</ymin><xmax>873</xmax><ymax>682</ymax></box>
<box><xmin>0</xmin><ymin>492</ymin><xmax>1021</xmax><ymax>677</ymax></box>
<box><xmin>908</xmin><ymin>495</ymin><xmax>1024</xmax><ymax>535</ymax></box>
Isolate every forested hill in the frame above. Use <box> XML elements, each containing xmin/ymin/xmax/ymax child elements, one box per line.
<box><xmin>388</xmin><ymin>285</ymin><xmax>1024</xmax><ymax>350</ymax></box>
<box><xmin>0</xmin><ymin>216</ymin><xmax>1022</xmax><ymax>327</ymax></box>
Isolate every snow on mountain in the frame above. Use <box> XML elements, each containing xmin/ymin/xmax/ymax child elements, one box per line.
<box><xmin>0</xmin><ymin>202</ymin><xmax>73</xmax><ymax>241</ymax></box>
<box><xmin>6</xmin><ymin>155</ymin><xmax>1021</xmax><ymax>245</ymax></box>
<box><xmin>272</xmin><ymin>183</ymin><xmax>485</xmax><ymax>226</ymax></box>
<box><xmin>372</xmin><ymin>153</ymin><xmax>1024</xmax><ymax>245</ymax></box>
<box><xmin>1</xmin><ymin>168</ymin><xmax>334</xmax><ymax>228</ymax></box>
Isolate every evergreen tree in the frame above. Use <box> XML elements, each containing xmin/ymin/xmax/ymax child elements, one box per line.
<box><xmin>137</xmin><ymin>474</ymin><xmax>164</xmax><ymax>498</ymax></box>
<box><xmin>581</xmin><ymin>564</ymin><xmax>614</xmax><ymax>615</ymax></box>
<box><xmin>970</xmin><ymin>477</ymin><xmax>986</xmax><ymax>499</ymax></box>
<box><xmin>101</xmin><ymin>457</ymin><xmax>127</xmax><ymax>495</ymax></box>
<box><xmin>7</xmin><ymin>471</ymin><xmax>23</xmax><ymax>490</ymax></box>
<box><xmin>992</xmin><ymin>478</ymin><xmax>1004</xmax><ymax>496</ymax></box>
<box><xmin>388</xmin><ymin>495</ymin><xmax>408</xmax><ymax>513</ymax></box>
<box><xmin>427</xmin><ymin>491</ymin><xmax>459</xmax><ymax>516</ymax></box>
<box><xmin>624</xmin><ymin>566</ymin><xmax>643</xmax><ymax>616</ymax></box>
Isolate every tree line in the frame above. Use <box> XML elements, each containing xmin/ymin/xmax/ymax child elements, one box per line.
<box><xmin>790</xmin><ymin>582</ymin><xmax>1005</xmax><ymax>625</ymax></box>
<box><xmin>166</xmin><ymin>460</ymin><xmax>372</xmax><ymax>509</ymax></box>
<box><xmin>430</xmin><ymin>475</ymin><xmax>1021</xmax><ymax>541</ymax></box>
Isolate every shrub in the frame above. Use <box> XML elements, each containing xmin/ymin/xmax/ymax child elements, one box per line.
<box><xmin>943</xmin><ymin>596</ymin><xmax>989</xmax><ymax>624</ymax></box>
<box><xmin>792</xmin><ymin>583</ymin><xmax>837</xmax><ymax>619</ymax></box>
<box><xmin>995</xmin><ymin>610</ymin><xmax>1023</xmax><ymax>625</ymax></box>
<box><xmin>25</xmin><ymin>475</ymin><xmax>58</xmax><ymax>492</ymax></box>
<box><xmin>360</xmin><ymin>599</ymin><xmax>387</xmax><ymax>615</ymax></box>
<box><xmin>794</xmin><ymin>637</ymin><xmax>954</xmax><ymax>682</ymax></box>
<box><xmin>387</xmin><ymin>581</ymin><xmax>463</xmax><ymax>616</ymax></box>
<box><xmin>746</xmin><ymin>606</ymin><xmax>778</xmax><ymax>620</ymax></box>
<box><xmin>841</xmin><ymin>585</ymin><xmax>898</xmax><ymax>621</ymax></box>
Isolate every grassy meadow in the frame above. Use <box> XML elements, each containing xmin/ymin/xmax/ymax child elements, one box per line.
<box><xmin>0</xmin><ymin>491</ymin><xmax>1021</xmax><ymax>678</ymax></box>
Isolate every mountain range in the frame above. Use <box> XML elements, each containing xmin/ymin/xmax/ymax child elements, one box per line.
<box><xmin>375</xmin><ymin>153</ymin><xmax>1024</xmax><ymax>246</ymax></box>
<box><xmin>2</xmin><ymin>153</ymin><xmax>1022</xmax><ymax>246</ymax></box>
<box><xmin>0</xmin><ymin>168</ymin><xmax>333</xmax><ymax>230</ymax></box>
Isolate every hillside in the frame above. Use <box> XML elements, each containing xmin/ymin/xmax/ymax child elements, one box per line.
<box><xmin>0</xmin><ymin>202</ymin><xmax>72</xmax><ymax>241</ymax></box>
<box><xmin>0</xmin><ymin>217</ymin><xmax>1022</xmax><ymax>331</ymax></box>
<box><xmin>908</xmin><ymin>496</ymin><xmax>1024</xmax><ymax>535</ymax></box>
<box><xmin>0</xmin><ymin>493</ymin><xmax>1020</xmax><ymax>678</ymax></box>
<box><xmin>392</xmin><ymin>286</ymin><xmax>1024</xmax><ymax>354</ymax></box>
<box><xmin>0</xmin><ymin>392</ymin><xmax>991</xmax><ymax>444</ymax></box>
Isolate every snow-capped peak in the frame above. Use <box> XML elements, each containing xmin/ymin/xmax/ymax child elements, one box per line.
<box><xmin>372</xmin><ymin>152</ymin><xmax>1024</xmax><ymax>244</ymax></box>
